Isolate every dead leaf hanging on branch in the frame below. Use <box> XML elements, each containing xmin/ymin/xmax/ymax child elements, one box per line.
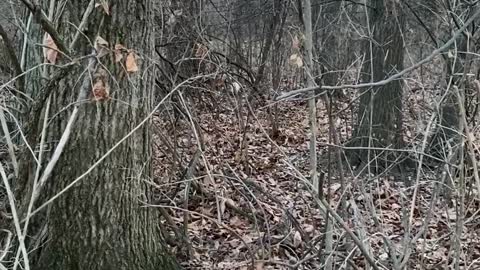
<box><xmin>94</xmin><ymin>36</ymin><xmax>109</xmax><ymax>58</ymax></box>
<box><xmin>95</xmin><ymin>0</ymin><xmax>110</xmax><ymax>15</ymax></box>
<box><xmin>43</xmin><ymin>33</ymin><xmax>58</xmax><ymax>64</ymax></box>
<box><xmin>114</xmin><ymin>44</ymin><xmax>127</xmax><ymax>63</ymax></box>
<box><xmin>126</xmin><ymin>51</ymin><xmax>139</xmax><ymax>73</ymax></box>
<box><xmin>292</xmin><ymin>35</ymin><xmax>301</xmax><ymax>50</ymax></box>
<box><xmin>289</xmin><ymin>54</ymin><xmax>303</xmax><ymax>68</ymax></box>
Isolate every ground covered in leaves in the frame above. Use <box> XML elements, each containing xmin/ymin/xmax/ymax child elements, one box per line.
<box><xmin>152</xmin><ymin>86</ymin><xmax>480</xmax><ymax>269</ymax></box>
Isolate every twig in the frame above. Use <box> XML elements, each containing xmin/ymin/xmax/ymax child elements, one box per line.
<box><xmin>148</xmin><ymin>205</ymin><xmax>256</xmax><ymax>270</ymax></box>
<box><xmin>453</xmin><ymin>85</ymin><xmax>480</xmax><ymax>199</ymax></box>
<box><xmin>244</xmin><ymin>100</ymin><xmax>382</xmax><ymax>270</ymax></box>
<box><xmin>0</xmin><ymin>108</ymin><xmax>19</xmax><ymax>177</ymax></box>
<box><xmin>25</xmin><ymin>74</ymin><xmax>213</xmax><ymax>220</ymax></box>
<box><xmin>19</xmin><ymin>0</ymin><xmax>71</xmax><ymax>56</ymax></box>
<box><xmin>0</xmin><ymin>163</ymin><xmax>29</xmax><ymax>269</ymax></box>
<box><xmin>0</xmin><ymin>230</ymin><xmax>12</xmax><ymax>262</ymax></box>
<box><xmin>276</xmin><ymin>6</ymin><xmax>480</xmax><ymax>100</ymax></box>
<box><xmin>12</xmin><ymin>95</ymin><xmax>51</xmax><ymax>270</ymax></box>
<box><xmin>34</xmin><ymin>56</ymin><xmax>95</xmax><ymax>197</ymax></box>
<box><xmin>241</xmin><ymin>177</ymin><xmax>310</xmax><ymax>244</ymax></box>
<box><xmin>69</xmin><ymin>0</ymin><xmax>96</xmax><ymax>51</ymax></box>
<box><xmin>0</xmin><ymin>24</ymin><xmax>24</xmax><ymax>94</ymax></box>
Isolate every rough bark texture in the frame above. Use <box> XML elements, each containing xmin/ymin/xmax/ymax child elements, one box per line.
<box><xmin>350</xmin><ymin>0</ymin><xmax>406</xmax><ymax>169</ymax></box>
<box><xmin>427</xmin><ymin>34</ymin><xmax>467</xmax><ymax>163</ymax></box>
<box><xmin>312</xmin><ymin>0</ymin><xmax>353</xmax><ymax>93</ymax></box>
<box><xmin>254</xmin><ymin>0</ymin><xmax>283</xmax><ymax>87</ymax></box>
<box><xmin>19</xmin><ymin>1</ymin><xmax>179</xmax><ymax>269</ymax></box>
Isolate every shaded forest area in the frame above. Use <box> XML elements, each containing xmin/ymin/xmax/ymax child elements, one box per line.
<box><xmin>0</xmin><ymin>0</ymin><xmax>479</xmax><ymax>269</ymax></box>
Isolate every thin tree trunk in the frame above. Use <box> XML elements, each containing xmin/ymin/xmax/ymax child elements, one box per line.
<box><xmin>254</xmin><ymin>0</ymin><xmax>283</xmax><ymax>87</ymax></box>
<box><xmin>302</xmin><ymin>0</ymin><xmax>318</xmax><ymax>191</ymax></box>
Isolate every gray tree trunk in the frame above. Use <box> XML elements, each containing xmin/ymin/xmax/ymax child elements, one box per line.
<box><xmin>16</xmin><ymin>1</ymin><xmax>179</xmax><ymax>269</ymax></box>
<box><xmin>350</xmin><ymin>0</ymin><xmax>406</xmax><ymax>170</ymax></box>
<box><xmin>302</xmin><ymin>0</ymin><xmax>318</xmax><ymax>191</ymax></box>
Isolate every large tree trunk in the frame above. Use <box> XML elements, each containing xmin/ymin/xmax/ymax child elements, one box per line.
<box><xmin>350</xmin><ymin>0</ymin><xmax>405</xmax><ymax>170</ymax></box>
<box><xmin>16</xmin><ymin>1</ymin><xmax>179</xmax><ymax>269</ymax></box>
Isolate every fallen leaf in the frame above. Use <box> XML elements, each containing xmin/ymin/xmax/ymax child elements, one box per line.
<box><xmin>43</xmin><ymin>34</ymin><xmax>58</xmax><ymax>64</ymax></box>
<box><xmin>220</xmin><ymin>198</ymin><xmax>226</xmax><ymax>215</ymax></box>
<box><xmin>225</xmin><ymin>198</ymin><xmax>236</xmax><ymax>208</ymax></box>
<box><xmin>229</xmin><ymin>216</ymin><xmax>245</xmax><ymax>228</ymax></box>
<box><xmin>126</xmin><ymin>52</ymin><xmax>139</xmax><ymax>73</ymax></box>
<box><xmin>304</xmin><ymin>224</ymin><xmax>315</xmax><ymax>233</ymax></box>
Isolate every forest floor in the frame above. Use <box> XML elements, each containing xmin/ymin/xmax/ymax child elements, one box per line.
<box><xmin>152</xmin><ymin>89</ymin><xmax>480</xmax><ymax>269</ymax></box>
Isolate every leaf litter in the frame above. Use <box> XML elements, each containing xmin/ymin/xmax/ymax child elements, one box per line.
<box><xmin>151</xmin><ymin>83</ymin><xmax>480</xmax><ymax>269</ymax></box>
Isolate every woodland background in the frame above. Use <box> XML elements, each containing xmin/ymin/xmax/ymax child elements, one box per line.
<box><xmin>0</xmin><ymin>0</ymin><xmax>479</xmax><ymax>269</ymax></box>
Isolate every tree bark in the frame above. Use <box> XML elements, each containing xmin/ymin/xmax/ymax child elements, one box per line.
<box><xmin>17</xmin><ymin>1</ymin><xmax>179</xmax><ymax>269</ymax></box>
<box><xmin>302</xmin><ymin>0</ymin><xmax>318</xmax><ymax>191</ymax></box>
<box><xmin>254</xmin><ymin>0</ymin><xmax>284</xmax><ymax>87</ymax></box>
<box><xmin>350</xmin><ymin>0</ymin><xmax>406</xmax><ymax>170</ymax></box>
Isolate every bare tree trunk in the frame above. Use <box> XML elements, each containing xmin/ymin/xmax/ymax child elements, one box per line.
<box><xmin>16</xmin><ymin>1</ymin><xmax>179</xmax><ymax>269</ymax></box>
<box><xmin>254</xmin><ymin>0</ymin><xmax>284</xmax><ymax>87</ymax></box>
<box><xmin>302</xmin><ymin>0</ymin><xmax>318</xmax><ymax>191</ymax></box>
<box><xmin>269</xmin><ymin>0</ymin><xmax>289</xmax><ymax>138</ymax></box>
<box><xmin>350</xmin><ymin>0</ymin><xmax>406</xmax><ymax>172</ymax></box>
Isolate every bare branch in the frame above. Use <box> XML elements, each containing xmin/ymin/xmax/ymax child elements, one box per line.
<box><xmin>0</xmin><ymin>23</ymin><xmax>24</xmax><ymax>94</ymax></box>
<box><xmin>276</xmin><ymin>6</ymin><xmax>480</xmax><ymax>101</ymax></box>
<box><xmin>19</xmin><ymin>0</ymin><xmax>71</xmax><ymax>56</ymax></box>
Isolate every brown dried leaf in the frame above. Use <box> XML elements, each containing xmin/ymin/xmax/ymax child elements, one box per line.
<box><xmin>255</xmin><ymin>262</ymin><xmax>265</xmax><ymax>270</ymax></box>
<box><xmin>126</xmin><ymin>52</ymin><xmax>139</xmax><ymax>73</ymax></box>
<box><xmin>229</xmin><ymin>216</ymin><xmax>245</xmax><ymax>228</ymax></box>
<box><xmin>95</xmin><ymin>36</ymin><xmax>109</xmax><ymax>58</ymax></box>
<box><xmin>114</xmin><ymin>44</ymin><xmax>126</xmax><ymax>63</ymax></box>
<box><xmin>43</xmin><ymin>34</ymin><xmax>58</xmax><ymax>64</ymax></box>
<box><xmin>292</xmin><ymin>35</ymin><xmax>300</xmax><ymax>50</ymax></box>
<box><xmin>95</xmin><ymin>36</ymin><xmax>109</xmax><ymax>47</ymax></box>
<box><xmin>195</xmin><ymin>43</ymin><xmax>208</xmax><ymax>59</ymax></box>
<box><xmin>289</xmin><ymin>54</ymin><xmax>303</xmax><ymax>68</ymax></box>
<box><xmin>96</xmin><ymin>0</ymin><xmax>110</xmax><ymax>14</ymax></box>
